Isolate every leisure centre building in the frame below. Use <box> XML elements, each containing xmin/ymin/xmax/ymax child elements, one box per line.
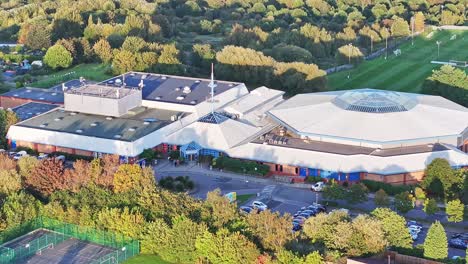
<box><xmin>6</xmin><ymin>72</ymin><xmax>468</xmax><ymax>184</ymax></box>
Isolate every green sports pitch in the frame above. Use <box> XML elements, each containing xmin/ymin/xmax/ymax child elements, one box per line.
<box><xmin>327</xmin><ymin>29</ymin><xmax>468</xmax><ymax>93</ymax></box>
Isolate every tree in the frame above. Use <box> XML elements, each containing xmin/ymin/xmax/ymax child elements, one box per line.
<box><xmin>414</xmin><ymin>12</ymin><xmax>425</xmax><ymax>32</ymax></box>
<box><xmin>0</xmin><ymin>110</ymin><xmax>19</xmax><ymax>148</ymax></box>
<box><xmin>18</xmin><ymin>19</ymin><xmax>51</xmax><ymax>50</ymax></box>
<box><xmin>121</xmin><ymin>36</ymin><xmax>147</xmax><ymax>52</ymax></box>
<box><xmin>323</xmin><ymin>180</ymin><xmax>346</xmax><ymax>201</ymax></box>
<box><xmin>394</xmin><ymin>191</ymin><xmax>414</xmax><ymax>214</ymax></box>
<box><xmin>246</xmin><ymin>209</ymin><xmax>294</xmax><ymax>252</ymax></box>
<box><xmin>0</xmin><ymin>191</ymin><xmax>42</xmax><ymax>230</ymax></box>
<box><xmin>26</xmin><ymin>158</ymin><xmax>65</xmax><ymax>198</ymax></box>
<box><xmin>336</xmin><ymin>44</ymin><xmax>364</xmax><ymax>65</ymax></box>
<box><xmin>63</xmin><ymin>159</ymin><xmax>91</xmax><ymax>192</ymax></box>
<box><xmin>446</xmin><ymin>199</ymin><xmax>464</xmax><ymax>223</ymax></box>
<box><xmin>96</xmin><ymin>207</ymin><xmax>145</xmax><ymax>238</ymax></box>
<box><xmin>113</xmin><ymin>164</ymin><xmax>154</xmax><ymax>193</ymax></box>
<box><xmin>112</xmin><ymin>49</ymin><xmax>137</xmax><ymax>74</ymax></box>
<box><xmin>276</xmin><ymin>249</ymin><xmax>322</xmax><ymax>264</ymax></box>
<box><xmin>423</xmin><ymin>198</ymin><xmax>438</xmax><ymax>216</ymax></box>
<box><xmin>44</xmin><ymin>44</ymin><xmax>73</xmax><ymax>69</ymax></box>
<box><xmin>303</xmin><ymin>210</ymin><xmax>349</xmax><ymax>248</ymax></box>
<box><xmin>202</xmin><ymin>189</ymin><xmax>238</xmax><ymax>230</ymax></box>
<box><xmin>423</xmin><ymin>65</ymin><xmax>468</xmax><ymax>108</ymax></box>
<box><xmin>371</xmin><ymin>208</ymin><xmax>413</xmax><ymax>248</ymax></box>
<box><xmin>17</xmin><ymin>156</ymin><xmax>39</xmax><ymax>179</ymax></box>
<box><xmin>159</xmin><ymin>216</ymin><xmax>207</xmax><ymax>263</ymax></box>
<box><xmin>0</xmin><ymin>170</ymin><xmax>21</xmax><ymax>196</ymax></box>
<box><xmin>195</xmin><ymin>229</ymin><xmax>260</xmax><ymax>264</ymax></box>
<box><xmin>391</xmin><ymin>18</ymin><xmax>410</xmax><ymax>37</ymax></box>
<box><xmin>423</xmin><ymin>221</ymin><xmax>447</xmax><ymax>260</ymax></box>
<box><xmin>422</xmin><ymin>158</ymin><xmax>459</xmax><ymax>198</ymax></box>
<box><xmin>140</xmin><ymin>218</ymin><xmax>170</xmax><ymax>255</ymax></box>
<box><xmin>374</xmin><ymin>189</ymin><xmax>390</xmax><ymax>207</ymax></box>
<box><xmin>346</xmin><ymin>183</ymin><xmax>368</xmax><ymax>204</ymax></box>
<box><xmin>93</xmin><ymin>39</ymin><xmax>113</xmax><ymax>63</ymax></box>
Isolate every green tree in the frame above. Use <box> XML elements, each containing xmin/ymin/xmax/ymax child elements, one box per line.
<box><xmin>374</xmin><ymin>189</ymin><xmax>390</xmax><ymax>207</ymax></box>
<box><xmin>346</xmin><ymin>183</ymin><xmax>368</xmax><ymax>204</ymax></box>
<box><xmin>0</xmin><ymin>191</ymin><xmax>42</xmax><ymax>230</ymax></box>
<box><xmin>246</xmin><ymin>209</ymin><xmax>294</xmax><ymax>252</ymax></box>
<box><xmin>423</xmin><ymin>198</ymin><xmax>438</xmax><ymax>216</ymax></box>
<box><xmin>0</xmin><ymin>170</ymin><xmax>21</xmax><ymax>196</ymax></box>
<box><xmin>0</xmin><ymin>110</ymin><xmax>19</xmax><ymax>148</ymax></box>
<box><xmin>159</xmin><ymin>216</ymin><xmax>207</xmax><ymax>263</ymax></box>
<box><xmin>323</xmin><ymin>180</ymin><xmax>346</xmax><ymax>201</ymax></box>
<box><xmin>446</xmin><ymin>199</ymin><xmax>464</xmax><ymax>223</ymax></box>
<box><xmin>202</xmin><ymin>189</ymin><xmax>238</xmax><ymax>230</ymax></box>
<box><xmin>18</xmin><ymin>19</ymin><xmax>51</xmax><ymax>50</ymax></box>
<box><xmin>394</xmin><ymin>191</ymin><xmax>414</xmax><ymax>214</ymax></box>
<box><xmin>423</xmin><ymin>221</ymin><xmax>447</xmax><ymax>260</ymax></box>
<box><xmin>371</xmin><ymin>208</ymin><xmax>412</xmax><ymax>248</ymax></box>
<box><xmin>121</xmin><ymin>36</ymin><xmax>147</xmax><ymax>53</ymax></box>
<box><xmin>44</xmin><ymin>44</ymin><xmax>73</xmax><ymax>69</ymax></box>
<box><xmin>195</xmin><ymin>229</ymin><xmax>260</xmax><ymax>264</ymax></box>
<box><xmin>140</xmin><ymin>219</ymin><xmax>170</xmax><ymax>254</ymax></box>
<box><xmin>96</xmin><ymin>207</ymin><xmax>145</xmax><ymax>238</ymax></box>
<box><xmin>93</xmin><ymin>39</ymin><xmax>113</xmax><ymax>63</ymax></box>
<box><xmin>422</xmin><ymin>158</ymin><xmax>459</xmax><ymax>199</ymax></box>
<box><xmin>112</xmin><ymin>49</ymin><xmax>137</xmax><ymax>74</ymax></box>
<box><xmin>391</xmin><ymin>17</ymin><xmax>410</xmax><ymax>37</ymax></box>
<box><xmin>423</xmin><ymin>65</ymin><xmax>468</xmax><ymax>108</ymax></box>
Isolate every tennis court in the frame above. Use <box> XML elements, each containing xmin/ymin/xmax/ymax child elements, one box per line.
<box><xmin>2</xmin><ymin>229</ymin><xmax>117</xmax><ymax>264</ymax></box>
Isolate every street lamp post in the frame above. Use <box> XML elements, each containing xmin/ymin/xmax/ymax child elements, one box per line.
<box><xmin>436</xmin><ymin>41</ymin><xmax>441</xmax><ymax>58</ymax></box>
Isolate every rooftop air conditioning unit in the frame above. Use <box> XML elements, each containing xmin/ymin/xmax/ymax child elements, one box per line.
<box><xmin>176</xmin><ymin>95</ymin><xmax>185</xmax><ymax>101</ymax></box>
<box><xmin>161</xmin><ymin>76</ymin><xmax>167</xmax><ymax>80</ymax></box>
<box><xmin>170</xmin><ymin>115</ymin><xmax>177</xmax><ymax>121</ymax></box>
<box><xmin>141</xmin><ymin>74</ymin><xmax>147</xmax><ymax>79</ymax></box>
<box><xmin>183</xmin><ymin>86</ymin><xmax>191</xmax><ymax>94</ymax></box>
<box><xmin>115</xmin><ymin>79</ymin><xmax>122</xmax><ymax>85</ymax></box>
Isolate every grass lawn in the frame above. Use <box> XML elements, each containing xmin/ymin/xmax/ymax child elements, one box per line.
<box><xmin>327</xmin><ymin>29</ymin><xmax>468</xmax><ymax>93</ymax></box>
<box><xmin>123</xmin><ymin>254</ymin><xmax>171</xmax><ymax>264</ymax></box>
<box><xmin>237</xmin><ymin>193</ymin><xmax>255</xmax><ymax>205</ymax></box>
<box><xmin>30</xmin><ymin>63</ymin><xmax>112</xmax><ymax>88</ymax></box>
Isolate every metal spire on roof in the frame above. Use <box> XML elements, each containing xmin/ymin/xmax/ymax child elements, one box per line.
<box><xmin>208</xmin><ymin>63</ymin><xmax>217</xmax><ymax>114</ymax></box>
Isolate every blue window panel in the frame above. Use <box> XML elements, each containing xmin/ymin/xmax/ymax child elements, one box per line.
<box><xmin>11</xmin><ymin>140</ymin><xmax>16</xmax><ymax>149</ymax></box>
<box><xmin>308</xmin><ymin>168</ymin><xmax>318</xmax><ymax>176</ymax></box>
<box><xmin>200</xmin><ymin>149</ymin><xmax>220</xmax><ymax>158</ymax></box>
<box><xmin>348</xmin><ymin>172</ymin><xmax>360</xmax><ymax>181</ymax></box>
<box><xmin>299</xmin><ymin>168</ymin><xmax>307</xmax><ymax>177</ymax></box>
<box><xmin>321</xmin><ymin>170</ymin><xmax>340</xmax><ymax>180</ymax></box>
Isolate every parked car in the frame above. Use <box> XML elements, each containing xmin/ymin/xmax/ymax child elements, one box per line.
<box><xmin>308</xmin><ymin>204</ymin><xmax>326</xmax><ymax>213</ymax></box>
<box><xmin>301</xmin><ymin>210</ymin><xmax>316</xmax><ymax>217</ymax></box>
<box><xmin>311</xmin><ymin>182</ymin><xmax>325</xmax><ymax>192</ymax></box>
<box><xmin>329</xmin><ymin>208</ymin><xmax>349</xmax><ymax>215</ymax></box>
<box><xmin>294</xmin><ymin>216</ymin><xmax>307</xmax><ymax>224</ymax></box>
<box><xmin>406</xmin><ymin>221</ymin><xmax>422</xmax><ymax>228</ymax></box>
<box><xmin>37</xmin><ymin>153</ymin><xmax>49</xmax><ymax>160</ymax></box>
<box><xmin>240</xmin><ymin>206</ymin><xmax>253</xmax><ymax>214</ymax></box>
<box><xmin>449</xmin><ymin>238</ymin><xmax>468</xmax><ymax>249</ymax></box>
<box><xmin>251</xmin><ymin>201</ymin><xmax>268</xmax><ymax>211</ymax></box>
<box><xmin>292</xmin><ymin>223</ymin><xmax>302</xmax><ymax>232</ymax></box>
<box><xmin>409</xmin><ymin>229</ymin><xmax>419</xmax><ymax>240</ymax></box>
<box><xmin>13</xmin><ymin>150</ymin><xmax>28</xmax><ymax>160</ymax></box>
<box><xmin>54</xmin><ymin>155</ymin><xmax>66</xmax><ymax>162</ymax></box>
<box><xmin>408</xmin><ymin>225</ymin><xmax>422</xmax><ymax>233</ymax></box>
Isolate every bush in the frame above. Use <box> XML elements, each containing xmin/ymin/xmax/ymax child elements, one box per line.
<box><xmin>374</xmin><ymin>189</ymin><xmax>390</xmax><ymax>207</ymax></box>
<box><xmin>361</xmin><ymin>180</ymin><xmax>413</xmax><ymax>196</ymax></box>
<box><xmin>159</xmin><ymin>176</ymin><xmax>194</xmax><ymax>192</ymax></box>
<box><xmin>394</xmin><ymin>191</ymin><xmax>414</xmax><ymax>214</ymax></box>
<box><xmin>414</xmin><ymin>187</ymin><xmax>426</xmax><ymax>200</ymax></box>
<box><xmin>212</xmin><ymin>156</ymin><xmax>269</xmax><ymax>176</ymax></box>
<box><xmin>346</xmin><ymin>183</ymin><xmax>368</xmax><ymax>204</ymax></box>
<box><xmin>50</xmin><ymin>151</ymin><xmax>93</xmax><ymax>161</ymax></box>
<box><xmin>305</xmin><ymin>176</ymin><xmax>322</xmax><ymax>183</ymax></box>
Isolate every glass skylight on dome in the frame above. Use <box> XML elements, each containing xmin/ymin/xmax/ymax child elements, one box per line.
<box><xmin>198</xmin><ymin>112</ymin><xmax>229</xmax><ymax>124</ymax></box>
<box><xmin>333</xmin><ymin>89</ymin><xmax>418</xmax><ymax>113</ymax></box>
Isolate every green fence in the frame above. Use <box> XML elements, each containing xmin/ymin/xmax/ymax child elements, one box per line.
<box><xmin>0</xmin><ymin>217</ymin><xmax>140</xmax><ymax>264</ymax></box>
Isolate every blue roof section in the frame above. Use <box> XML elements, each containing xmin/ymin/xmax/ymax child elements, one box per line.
<box><xmin>1</xmin><ymin>87</ymin><xmax>64</xmax><ymax>104</ymax></box>
<box><xmin>49</xmin><ymin>79</ymin><xmax>88</xmax><ymax>91</ymax></box>
<box><xmin>100</xmin><ymin>72</ymin><xmax>241</xmax><ymax>105</ymax></box>
<box><xmin>12</xmin><ymin>102</ymin><xmax>59</xmax><ymax>121</ymax></box>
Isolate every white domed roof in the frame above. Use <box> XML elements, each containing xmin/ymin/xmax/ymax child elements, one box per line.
<box><xmin>268</xmin><ymin>89</ymin><xmax>468</xmax><ymax>148</ymax></box>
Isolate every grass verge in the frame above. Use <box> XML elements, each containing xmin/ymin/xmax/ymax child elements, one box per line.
<box><xmin>123</xmin><ymin>254</ymin><xmax>171</xmax><ymax>264</ymax></box>
<box><xmin>237</xmin><ymin>194</ymin><xmax>255</xmax><ymax>205</ymax></box>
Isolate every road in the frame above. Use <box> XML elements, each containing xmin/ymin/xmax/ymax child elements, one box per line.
<box><xmin>155</xmin><ymin>163</ymin><xmax>466</xmax><ymax>259</ymax></box>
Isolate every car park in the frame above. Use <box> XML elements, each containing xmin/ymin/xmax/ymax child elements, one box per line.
<box><xmin>54</xmin><ymin>155</ymin><xmax>66</xmax><ymax>162</ymax></box>
<box><xmin>251</xmin><ymin>201</ymin><xmax>268</xmax><ymax>211</ymax></box>
<box><xmin>329</xmin><ymin>208</ymin><xmax>349</xmax><ymax>215</ymax></box>
<box><xmin>407</xmin><ymin>221</ymin><xmax>422</xmax><ymax>228</ymax></box>
<box><xmin>311</xmin><ymin>182</ymin><xmax>325</xmax><ymax>192</ymax></box>
<box><xmin>37</xmin><ymin>153</ymin><xmax>49</xmax><ymax>160</ymax></box>
<box><xmin>292</xmin><ymin>223</ymin><xmax>302</xmax><ymax>232</ymax></box>
<box><xmin>308</xmin><ymin>204</ymin><xmax>326</xmax><ymax>213</ymax></box>
<box><xmin>301</xmin><ymin>210</ymin><xmax>316</xmax><ymax>217</ymax></box>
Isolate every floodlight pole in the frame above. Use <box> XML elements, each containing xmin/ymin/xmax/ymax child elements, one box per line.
<box><xmin>347</xmin><ymin>43</ymin><xmax>352</xmax><ymax>79</ymax></box>
<box><xmin>208</xmin><ymin>63</ymin><xmax>217</xmax><ymax>114</ymax></box>
<box><xmin>436</xmin><ymin>41</ymin><xmax>441</xmax><ymax>58</ymax></box>
<box><xmin>385</xmin><ymin>35</ymin><xmax>388</xmax><ymax>60</ymax></box>
<box><xmin>411</xmin><ymin>16</ymin><xmax>415</xmax><ymax>46</ymax></box>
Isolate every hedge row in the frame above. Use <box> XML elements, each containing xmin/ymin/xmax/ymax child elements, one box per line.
<box><xmin>212</xmin><ymin>156</ymin><xmax>270</xmax><ymax>176</ymax></box>
<box><xmin>361</xmin><ymin>180</ymin><xmax>413</xmax><ymax>196</ymax></box>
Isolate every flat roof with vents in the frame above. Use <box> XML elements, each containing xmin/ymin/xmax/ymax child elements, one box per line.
<box><xmin>12</xmin><ymin>102</ymin><xmax>59</xmax><ymax>121</ymax></box>
<box><xmin>16</xmin><ymin>108</ymin><xmax>186</xmax><ymax>141</ymax></box>
<box><xmin>100</xmin><ymin>72</ymin><xmax>242</xmax><ymax>105</ymax></box>
<box><xmin>1</xmin><ymin>87</ymin><xmax>64</xmax><ymax>104</ymax></box>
